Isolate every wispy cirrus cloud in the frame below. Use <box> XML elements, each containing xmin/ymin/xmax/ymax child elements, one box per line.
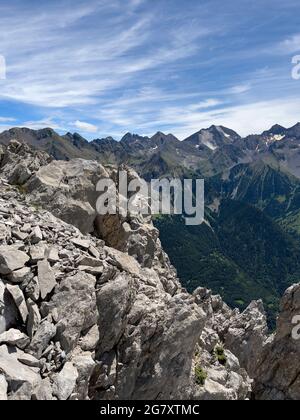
<box><xmin>0</xmin><ymin>117</ymin><xmax>16</xmax><ymax>123</ymax></box>
<box><xmin>0</xmin><ymin>0</ymin><xmax>208</xmax><ymax>108</ymax></box>
<box><xmin>227</xmin><ymin>84</ymin><xmax>252</xmax><ymax>95</ymax></box>
<box><xmin>158</xmin><ymin>97</ymin><xmax>300</xmax><ymax>138</ymax></box>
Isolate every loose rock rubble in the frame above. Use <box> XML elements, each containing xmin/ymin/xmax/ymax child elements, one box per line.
<box><xmin>0</xmin><ymin>177</ymin><xmax>204</xmax><ymax>400</ymax></box>
<box><xmin>0</xmin><ymin>140</ymin><xmax>299</xmax><ymax>400</ymax></box>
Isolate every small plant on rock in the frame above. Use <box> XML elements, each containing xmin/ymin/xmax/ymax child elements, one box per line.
<box><xmin>194</xmin><ymin>364</ymin><xmax>207</xmax><ymax>386</ymax></box>
<box><xmin>16</xmin><ymin>184</ymin><xmax>28</xmax><ymax>195</ymax></box>
<box><xmin>214</xmin><ymin>345</ymin><xmax>227</xmax><ymax>366</ymax></box>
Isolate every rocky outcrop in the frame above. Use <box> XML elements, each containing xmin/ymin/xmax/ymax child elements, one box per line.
<box><xmin>1</xmin><ymin>143</ymin><xmax>167</xmax><ymax>273</ymax></box>
<box><xmin>253</xmin><ymin>284</ymin><xmax>300</xmax><ymax>400</ymax></box>
<box><xmin>25</xmin><ymin>159</ymin><xmax>109</xmax><ymax>235</ymax></box>
<box><xmin>190</xmin><ymin>346</ymin><xmax>251</xmax><ymax>400</ymax></box>
<box><xmin>192</xmin><ymin>285</ymin><xmax>300</xmax><ymax>400</ymax></box>
<box><xmin>191</xmin><ymin>288</ymin><xmax>256</xmax><ymax>400</ymax></box>
<box><xmin>0</xmin><ymin>140</ymin><xmax>51</xmax><ymax>186</ymax></box>
<box><xmin>193</xmin><ymin>288</ymin><xmax>268</xmax><ymax>378</ymax></box>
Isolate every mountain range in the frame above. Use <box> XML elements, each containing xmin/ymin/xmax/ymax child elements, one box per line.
<box><xmin>2</xmin><ymin>122</ymin><xmax>300</xmax><ymax>179</ymax></box>
<box><xmin>2</xmin><ymin>122</ymin><xmax>300</xmax><ymax>325</ymax></box>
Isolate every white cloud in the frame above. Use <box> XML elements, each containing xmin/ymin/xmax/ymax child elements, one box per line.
<box><xmin>228</xmin><ymin>84</ymin><xmax>252</xmax><ymax>94</ymax></box>
<box><xmin>164</xmin><ymin>97</ymin><xmax>300</xmax><ymax>138</ymax></box>
<box><xmin>0</xmin><ymin>117</ymin><xmax>16</xmax><ymax>122</ymax></box>
<box><xmin>74</xmin><ymin>120</ymin><xmax>98</xmax><ymax>133</ymax></box>
<box><xmin>94</xmin><ymin>96</ymin><xmax>300</xmax><ymax>139</ymax></box>
<box><xmin>279</xmin><ymin>34</ymin><xmax>300</xmax><ymax>54</ymax></box>
<box><xmin>188</xmin><ymin>99</ymin><xmax>223</xmax><ymax>111</ymax></box>
<box><xmin>19</xmin><ymin>117</ymin><xmax>65</xmax><ymax>131</ymax></box>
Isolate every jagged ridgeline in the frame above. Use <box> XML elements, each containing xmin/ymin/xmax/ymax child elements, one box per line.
<box><xmin>0</xmin><ymin>140</ymin><xmax>300</xmax><ymax>400</ymax></box>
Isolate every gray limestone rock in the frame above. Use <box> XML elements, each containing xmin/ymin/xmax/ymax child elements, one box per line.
<box><xmin>0</xmin><ymin>328</ymin><xmax>30</xmax><ymax>349</ymax></box>
<box><xmin>37</xmin><ymin>260</ymin><xmax>56</xmax><ymax>300</ymax></box>
<box><xmin>0</xmin><ymin>246</ymin><xmax>29</xmax><ymax>275</ymax></box>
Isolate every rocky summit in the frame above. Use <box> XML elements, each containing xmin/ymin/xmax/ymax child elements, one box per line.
<box><xmin>0</xmin><ymin>140</ymin><xmax>299</xmax><ymax>400</ymax></box>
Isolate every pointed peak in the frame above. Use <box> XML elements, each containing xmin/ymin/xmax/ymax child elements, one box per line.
<box><xmin>65</xmin><ymin>132</ymin><xmax>87</xmax><ymax>140</ymax></box>
<box><xmin>121</xmin><ymin>132</ymin><xmax>148</xmax><ymax>143</ymax></box>
<box><xmin>262</xmin><ymin>124</ymin><xmax>287</xmax><ymax>136</ymax></box>
<box><xmin>208</xmin><ymin>124</ymin><xmax>219</xmax><ymax>130</ymax></box>
<box><xmin>152</xmin><ymin>131</ymin><xmax>166</xmax><ymax>137</ymax></box>
<box><xmin>37</xmin><ymin>127</ymin><xmax>57</xmax><ymax>136</ymax></box>
<box><xmin>151</xmin><ymin>131</ymin><xmax>178</xmax><ymax>140</ymax></box>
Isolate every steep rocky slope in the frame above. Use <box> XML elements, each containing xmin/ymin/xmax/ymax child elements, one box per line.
<box><xmin>0</xmin><ymin>140</ymin><xmax>299</xmax><ymax>400</ymax></box>
<box><xmin>0</xmin><ymin>177</ymin><xmax>205</xmax><ymax>400</ymax></box>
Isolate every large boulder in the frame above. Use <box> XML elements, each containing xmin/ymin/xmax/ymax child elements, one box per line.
<box><xmin>0</xmin><ymin>345</ymin><xmax>41</xmax><ymax>393</ymax></box>
<box><xmin>0</xmin><ymin>246</ymin><xmax>30</xmax><ymax>275</ymax></box>
<box><xmin>41</xmin><ymin>272</ymin><xmax>97</xmax><ymax>353</ymax></box>
<box><xmin>25</xmin><ymin>159</ymin><xmax>109</xmax><ymax>234</ymax></box>
<box><xmin>53</xmin><ymin>362</ymin><xmax>78</xmax><ymax>400</ymax></box>
<box><xmin>224</xmin><ymin>300</ymin><xmax>268</xmax><ymax>378</ymax></box>
<box><xmin>91</xmin><ymin>276</ymin><xmax>205</xmax><ymax>400</ymax></box>
<box><xmin>0</xmin><ymin>328</ymin><xmax>30</xmax><ymax>349</ymax></box>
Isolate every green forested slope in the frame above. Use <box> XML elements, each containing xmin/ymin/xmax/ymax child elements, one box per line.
<box><xmin>155</xmin><ymin>198</ymin><xmax>300</xmax><ymax>327</ymax></box>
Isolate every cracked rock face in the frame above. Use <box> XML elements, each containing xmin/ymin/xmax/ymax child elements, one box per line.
<box><xmin>253</xmin><ymin>284</ymin><xmax>300</xmax><ymax>400</ymax></box>
<box><xmin>0</xmin><ymin>140</ymin><xmax>299</xmax><ymax>400</ymax></box>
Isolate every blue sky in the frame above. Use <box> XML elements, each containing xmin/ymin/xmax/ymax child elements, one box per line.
<box><xmin>0</xmin><ymin>0</ymin><xmax>300</xmax><ymax>139</ymax></box>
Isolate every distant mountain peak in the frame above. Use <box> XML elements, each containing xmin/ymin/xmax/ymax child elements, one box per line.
<box><xmin>64</xmin><ymin>132</ymin><xmax>89</xmax><ymax>149</ymax></box>
<box><xmin>121</xmin><ymin>133</ymin><xmax>149</xmax><ymax>144</ymax></box>
<box><xmin>65</xmin><ymin>132</ymin><xmax>87</xmax><ymax>140</ymax></box>
<box><xmin>262</xmin><ymin>124</ymin><xmax>287</xmax><ymax>136</ymax></box>
<box><xmin>151</xmin><ymin>131</ymin><xmax>175</xmax><ymax>139</ymax></box>
<box><xmin>92</xmin><ymin>136</ymin><xmax>117</xmax><ymax>144</ymax></box>
<box><xmin>184</xmin><ymin>125</ymin><xmax>240</xmax><ymax>151</ymax></box>
<box><xmin>207</xmin><ymin>124</ymin><xmax>225</xmax><ymax>132</ymax></box>
<box><xmin>149</xmin><ymin>131</ymin><xmax>179</xmax><ymax>144</ymax></box>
